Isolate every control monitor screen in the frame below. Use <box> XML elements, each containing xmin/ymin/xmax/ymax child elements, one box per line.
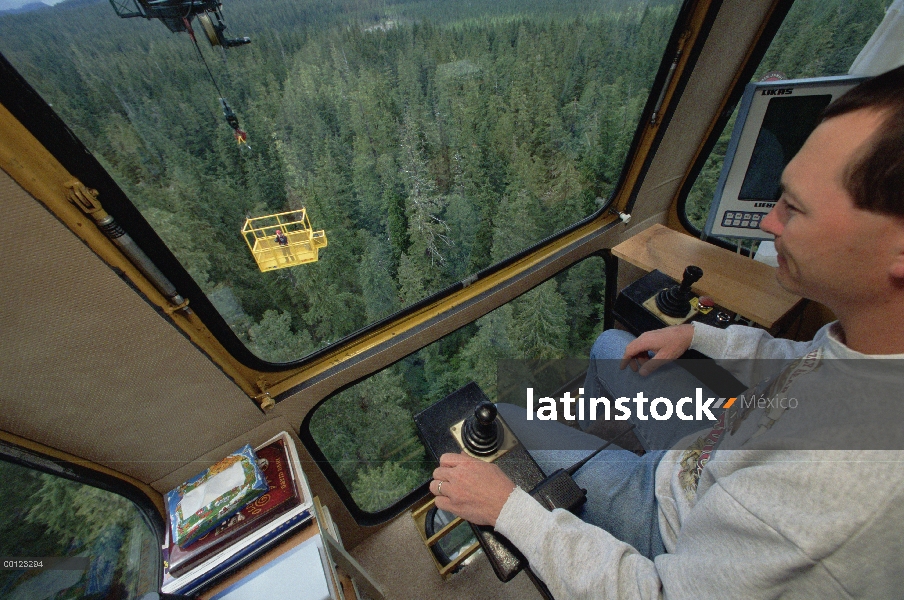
<box><xmin>738</xmin><ymin>95</ymin><xmax>831</xmax><ymax>201</ymax></box>
<box><xmin>704</xmin><ymin>76</ymin><xmax>866</xmax><ymax>240</ymax></box>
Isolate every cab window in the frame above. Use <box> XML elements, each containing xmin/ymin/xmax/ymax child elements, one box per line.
<box><xmin>0</xmin><ymin>456</ymin><xmax>159</xmax><ymax>599</ymax></box>
<box><xmin>682</xmin><ymin>0</ymin><xmax>887</xmax><ymax>239</ymax></box>
<box><xmin>307</xmin><ymin>256</ymin><xmax>607</xmax><ymax>514</ymax></box>
<box><xmin>0</xmin><ymin>0</ymin><xmax>681</xmax><ymax>364</ymax></box>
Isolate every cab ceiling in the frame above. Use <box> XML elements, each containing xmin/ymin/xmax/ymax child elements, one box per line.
<box><xmin>0</xmin><ymin>169</ymin><xmax>266</xmax><ymax>485</ymax></box>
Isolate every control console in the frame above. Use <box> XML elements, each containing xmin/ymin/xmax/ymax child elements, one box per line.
<box><xmin>414</xmin><ymin>383</ymin><xmax>547</xmax><ymax>582</ymax></box>
<box><xmin>614</xmin><ymin>265</ymin><xmax>747</xmax><ymax>398</ymax></box>
<box><xmin>613</xmin><ymin>266</ymin><xmax>736</xmax><ymax>335</ymax></box>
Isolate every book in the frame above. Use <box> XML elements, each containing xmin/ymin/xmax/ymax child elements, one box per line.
<box><xmin>168</xmin><ymin>438</ymin><xmax>301</xmax><ymax>576</ymax></box>
<box><xmin>165</xmin><ymin>510</ymin><xmax>315</xmax><ymax>596</ymax></box>
<box><xmin>208</xmin><ymin>534</ymin><xmax>334</xmax><ymax>600</ymax></box>
<box><xmin>165</xmin><ymin>444</ymin><xmax>269</xmax><ymax>546</ymax></box>
<box><xmin>161</xmin><ymin>432</ymin><xmax>315</xmax><ymax>596</ymax></box>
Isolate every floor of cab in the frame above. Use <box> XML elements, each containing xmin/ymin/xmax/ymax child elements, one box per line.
<box><xmin>350</xmin><ymin>511</ymin><xmax>544</xmax><ymax>599</ymax></box>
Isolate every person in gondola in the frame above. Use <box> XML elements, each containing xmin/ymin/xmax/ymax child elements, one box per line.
<box><xmin>274</xmin><ymin>229</ymin><xmax>290</xmax><ymax>262</ymax></box>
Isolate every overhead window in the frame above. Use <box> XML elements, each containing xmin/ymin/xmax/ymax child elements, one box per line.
<box><xmin>0</xmin><ymin>0</ymin><xmax>681</xmax><ymax>364</ymax></box>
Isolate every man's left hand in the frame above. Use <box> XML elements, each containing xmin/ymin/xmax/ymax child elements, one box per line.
<box><xmin>431</xmin><ymin>452</ymin><xmax>516</xmax><ymax>527</ymax></box>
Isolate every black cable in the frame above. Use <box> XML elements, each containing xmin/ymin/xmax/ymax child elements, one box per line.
<box><xmin>183</xmin><ymin>16</ymin><xmax>223</xmax><ymax>97</ymax></box>
<box><xmin>564</xmin><ymin>424</ymin><xmax>637</xmax><ymax>476</ymax></box>
<box><xmin>192</xmin><ymin>36</ymin><xmax>223</xmax><ymax>97</ymax></box>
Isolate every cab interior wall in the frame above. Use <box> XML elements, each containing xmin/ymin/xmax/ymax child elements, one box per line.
<box><xmin>0</xmin><ymin>0</ymin><xmax>775</xmax><ymax>581</ymax></box>
<box><xmin>629</xmin><ymin>0</ymin><xmax>778</xmax><ymax>231</ymax></box>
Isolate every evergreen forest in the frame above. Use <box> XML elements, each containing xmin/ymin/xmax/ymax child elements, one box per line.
<box><xmin>0</xmin><ymin>0</ymin><xmax>678</xmax><ymax>364</ymax></box>
<box><xmin>0</xmin><ymin>460</ymin><xmax>159</xmax><ymax>597</ymax></box>
<box><xmin>0</xmin><ymin>0</ymin><xmax>887</xmax><ymax>513</ymax></box>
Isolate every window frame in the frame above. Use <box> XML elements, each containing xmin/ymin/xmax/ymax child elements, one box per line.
<box><xmin>0</xmin><ymin>0</ymin><xmax>732</xmax><ymax>527</ymax></box>
<box><xmin>0</xmin><ymin>0</ymin><xmax>715</xmax><ymax>411</ymax></box>
<box><xmin>298</xmin><ymin>249</ymin><xmax>620</xmax><ymax>525</ymax></box>
<box><xmin>675</xmin><ymin>0</ymin><xmax>796</xmax><ymax>252</ymax></box>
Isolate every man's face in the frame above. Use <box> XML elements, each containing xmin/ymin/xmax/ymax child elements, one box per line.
<box><xmin>760</xmin><ymin>109</ymin><xmax>903</xmax><ymax>309</ymax></box>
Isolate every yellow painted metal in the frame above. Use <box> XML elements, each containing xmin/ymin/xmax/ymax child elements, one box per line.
<box><xmin>241</xmin><ymin>209</ymin><xmax>327</xmax><ymax>272</ymax></box>
<box><xmin>411</xmin><ymin>498</ymin><xmax>481</xmax><ymax>579</ymax></box>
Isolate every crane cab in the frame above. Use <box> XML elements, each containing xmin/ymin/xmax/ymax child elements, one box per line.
<box><xmin>0</xmin><ymin>0</ymin><xmax>900</xmax><ymax>598</ymax></box>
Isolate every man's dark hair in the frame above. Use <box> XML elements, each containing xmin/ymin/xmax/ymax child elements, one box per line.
<box><xmin>822</xmin><ymin>65</ymin><xmax>904</xmax><ymax>217</ymax></box>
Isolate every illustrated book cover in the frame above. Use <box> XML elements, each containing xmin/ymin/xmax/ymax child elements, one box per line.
<box><xmin>168</xmin><ymin>437</ymin><xmax>301</xmax><ymax>576</ymax></box>
<box><xmin>161</xmin><ymin>432</ymin><xmax>315</xmax><ymax>596</ymax></box>
<box><xmin>165</xmin><ymin>444</ymin><xmax>269</xmax><ymax>546</ymax></box>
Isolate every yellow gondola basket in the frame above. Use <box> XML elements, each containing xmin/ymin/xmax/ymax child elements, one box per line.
<box><xmin>241</xmin><ymin>208</ymin><xmax>327</xmax><ymax>272</ymax></box>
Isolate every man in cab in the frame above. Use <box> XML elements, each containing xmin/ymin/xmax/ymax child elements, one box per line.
<box><xmin>430</xmin><ymin>65</ymin><xmax>904</xmax><ymax>598</ymax></box>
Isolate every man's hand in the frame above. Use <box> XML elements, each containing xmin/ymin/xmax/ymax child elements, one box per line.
<box><xmin>620</xmin><ymin>324</ymin><xmax>694</xmax><ymax>376</ymax></box>
<box><xmin>431</xmin><ymin>452</ymin><xmax>516</xmax><ymax>527</ymax></box>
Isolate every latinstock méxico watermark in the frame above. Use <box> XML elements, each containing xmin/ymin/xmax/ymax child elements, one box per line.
<box><xmin>524</xmin><ymin>387</ymin><xmax>756</xmax><ymax>422</ymax></box>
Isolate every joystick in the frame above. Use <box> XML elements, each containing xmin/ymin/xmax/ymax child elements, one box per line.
<box><xmin>655</xmin><ymin>265</ymin><xmax>703</xmax><ymax>318</ymax></box>
<box><xmin>416</xmin><ymin>385</ymin><xmax>641</xmax><ymax>588</ymax></box>
<box><xmin>461</xmin><ymin>400</ymin><xmax>503</xmax><ymax>456</ymax></box>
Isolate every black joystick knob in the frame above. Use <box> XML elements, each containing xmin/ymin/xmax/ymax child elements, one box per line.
<box><xmin>655</xmin><ymin>265</ymin><xmax>704</xmax><ymax>318</ymax></box>
<box><xmin>462</xmin><ymin>401</ymin><xmax>503</xmax><ymax>456</ymax></box>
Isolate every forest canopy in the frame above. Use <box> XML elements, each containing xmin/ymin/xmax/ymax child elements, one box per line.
<box><xmin>0</xmin><ymin>0</ymin><xmax>683</xmax><ymax>512</ymax></box>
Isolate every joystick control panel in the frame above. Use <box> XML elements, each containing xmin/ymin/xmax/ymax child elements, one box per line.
<box><xmin>655</xmin><ymin>265</ymin><xmax>704</xmax><ymax>318</ymax></box>
<box><xmin>614</xmin><ymin>265</ymin><xmax>737</xmax><ymax>334</ymax></box>
<box><xmin>461</xmin><ymin>401</ymin><xmax>502</xmax><ymax>455</ymax></box>
<box><xmin>415</xmin><ymin>383</ymin><xmax>547</xmax><ymax>582</ymax></box>
<box><xmin>448</xmin><ymin>400</ymin><xmax>519</xmax><ymax>462</ymax></box>
<box><xmin>613</xmin><ymin>265</ymin><xmax>747</xmax><ymax>398</ymax></box>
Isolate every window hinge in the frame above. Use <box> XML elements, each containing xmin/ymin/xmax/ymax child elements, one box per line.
<box><xmin>65</xmin><ymin>180</ymin><xmax>189</xmax><ymax>313</ymax></box>
<box><xmin>650</xmin><ymin>30</ymin><xmax>691</xmax><ymax>126</ymax></box>
<box><xmin>254</xmin><ymin>380</ymin><xmax>276</xmax><ymax>412</ymax></box>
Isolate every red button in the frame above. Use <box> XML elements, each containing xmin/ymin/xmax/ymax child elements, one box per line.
<box><xmin>699</xmin><ymin>296</ymin><xmax>715</xmax><ymax>308</ymax></box>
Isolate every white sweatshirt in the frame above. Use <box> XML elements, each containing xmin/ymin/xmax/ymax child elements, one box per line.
<box><xmin>495</xmin><ymin>323</ymin><xmax>904</xmax><ymax>599</ymax></box>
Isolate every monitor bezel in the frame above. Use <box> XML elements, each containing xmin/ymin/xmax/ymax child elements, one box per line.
<box><xmin>703</xmin><ymin>75</ymin><xmax>868</xmax><ymax>241</ymax></box>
